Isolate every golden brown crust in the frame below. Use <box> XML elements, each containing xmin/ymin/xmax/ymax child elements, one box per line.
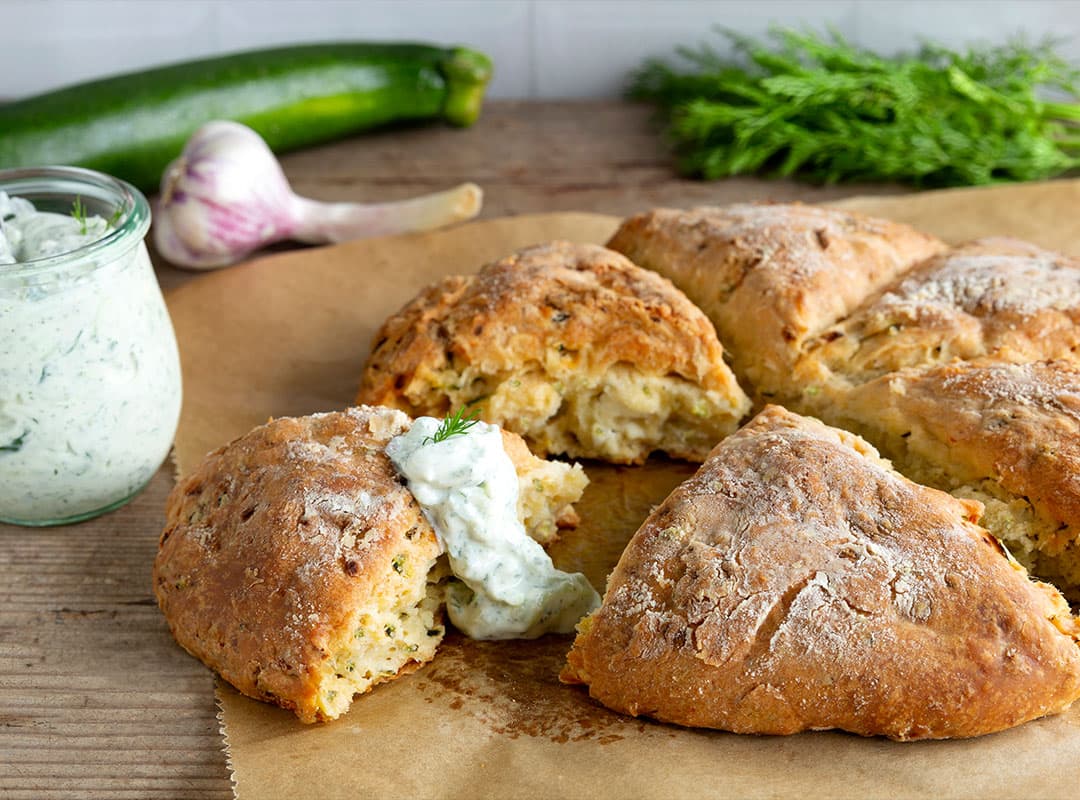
<box><xmin>802</xmin><ymin>238</ymin><xmax>1080</xmax><ymax>386</ymax></box>
<box><xmin>154</xmin><ymin>406</ymin><xmax>442</xmax><ymax>723</ymax></box>
<box><xmin>608</xmin><ymin>206</ymin><xmax>1080</xmax><ymax>598</ymax></box>
<box><xmin>835</xmin><ymin>360</ymin><xmax>1080</xmax><ymax>583</ymax></box>
<box><xmin>606</xmin><ymin>203</ymin><xmax>946</xmax><ymax>400</ymax></box>
<box><xmin>562</xmin><ymin>406</ymin><xmax>1080</xmax><ymax>740</ymax></box>
<box><xmin>357</xmin><ymin>240</ymin><xmax>750</xmax><ymax>463</ymax></box>
<box><xmin>155</xmin><ymin>406</ymin><xmax>590</xmax><ymax>722</ymax></box>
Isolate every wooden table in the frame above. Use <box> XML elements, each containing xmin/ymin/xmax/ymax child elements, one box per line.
<box><xmin>0</xmin><ymin>100</ymin><xmax>907</xmax><ymax>799</ymax></box>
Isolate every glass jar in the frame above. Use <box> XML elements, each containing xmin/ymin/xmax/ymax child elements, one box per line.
<box><xmin>0</xmin><ymin>166</ymin><xmax>182</xmax><ymax>526</ymax></box>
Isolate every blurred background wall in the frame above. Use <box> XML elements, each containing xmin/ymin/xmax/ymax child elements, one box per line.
<box><xmin>2</xmin><ymin>0</ymin><xmax>1078</xmax><ymax>100</ymax></box>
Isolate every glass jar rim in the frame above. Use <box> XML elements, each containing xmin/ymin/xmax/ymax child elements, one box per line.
<box><xmin>0</xmin><ymin>165</ymin><xmax>151</xmax><ymax>279</ymax></box>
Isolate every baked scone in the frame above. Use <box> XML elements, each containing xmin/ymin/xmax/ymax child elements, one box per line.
<box><xmin>831</xmin><ymin>359</ymin><xmax>1080</xmax><ymax>598</ymax></box>
<box><xmin>356</xmin><ymin>241</ymin><xmax>751</xmax><ymax>464</ymax></box>
<box><xmin>500</xmin><ymin>424</ymin><xmax>588</xmax><ymax>545</ymax></box>
<box><xmin>605</xmin><ymin>203</ymin><xmax>946</xmax><ymax>402</ymax></box>
<box><xmin>799</xmin><ymin>238</ymin><xmax>1080</xmax><ymax>393</ymax></box>
<box><xmin>562</xmin><ymin>406</ymin><xmax>1080</xmax><ymax>740</ymax></box>
<box><xmin>154</xmin><ymin>406</ymin><xmax>587</xmax><ymax>722</ymax></box>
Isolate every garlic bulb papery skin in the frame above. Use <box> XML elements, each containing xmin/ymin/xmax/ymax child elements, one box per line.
<box><xmin>154</xmin><ymin>121</ymin><xmax>300</xmax><ymax>270</ymax></box>
<box><xmin>153</xmin><ymin>120</ymin><xmax>483</xmax><ymax>271</ymax></box>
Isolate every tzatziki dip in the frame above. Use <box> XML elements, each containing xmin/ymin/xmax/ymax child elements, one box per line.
<box><xmin>387</xmin><ymin>417</ymin><xmax>600</xmax><ymax>640</ymax></box>
<box><xmin>0</xmin><ymin>172</ymin><xmax>181</xmax><ymax>526</ymax></box>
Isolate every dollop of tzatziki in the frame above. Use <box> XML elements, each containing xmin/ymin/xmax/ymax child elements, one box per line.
<box><xmin>386</xmin><ymin>418</ymin><xmax>600</xmax><ymax>640</ymax></box>
<box><xmin>0</xmin><ymin>192</ymin><xmax>108</xmax><ymax>263</ymax></box>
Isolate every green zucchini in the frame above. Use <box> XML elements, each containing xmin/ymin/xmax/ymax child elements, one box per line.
<box><xmin>0</xmin><ymin>42</ymin><xmax>493</xmax><ymax>192</ymax></box>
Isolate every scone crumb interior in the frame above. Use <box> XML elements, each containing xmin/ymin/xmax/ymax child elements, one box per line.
<box><xmin>316</xmin><ymin>557</ymin><xmax>449</xmax><ymax>719</ymax></box>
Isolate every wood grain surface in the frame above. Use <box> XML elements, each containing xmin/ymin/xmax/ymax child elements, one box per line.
<box><xmin>0</xmin><ymin>100</ymin><xmax>904</xmax><ymax>799</ymax></box>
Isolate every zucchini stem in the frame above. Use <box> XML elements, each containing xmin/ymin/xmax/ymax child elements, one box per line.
<box><xmin>440</xmin><ymin>48</ymin><xmax>494</xmax><ymax>127</ymax></box>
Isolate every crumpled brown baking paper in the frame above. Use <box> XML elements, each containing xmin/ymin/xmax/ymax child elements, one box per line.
<box><xmin>167</xmin><ymin>187</ymin><xmax>1080</xmax><ymax>800</ymax></box>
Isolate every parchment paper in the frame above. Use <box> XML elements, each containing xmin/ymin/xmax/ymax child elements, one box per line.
<box><xmin>166</xmin><ymin>183</ymin><xmax>1080</xmax><ymax>800</ymax></box>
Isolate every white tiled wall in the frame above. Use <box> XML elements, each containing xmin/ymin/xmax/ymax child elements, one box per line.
<box><xmin>1</xmin><ymin>0</ymin><xmax>1078</xmax><ymax>100</ymax></box>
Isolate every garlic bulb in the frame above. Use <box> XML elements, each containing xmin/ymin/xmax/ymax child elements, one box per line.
<box><xmin>153</xmin><ymin>120</ymin><xmax>482</xmax><ymax>270</ymax></box>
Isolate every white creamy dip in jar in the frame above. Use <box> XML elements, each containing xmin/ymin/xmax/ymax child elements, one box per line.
<box><xmin>0</xmin><ymin>167</ymin><xmax>182</xmax><ymax>525</ymax></box>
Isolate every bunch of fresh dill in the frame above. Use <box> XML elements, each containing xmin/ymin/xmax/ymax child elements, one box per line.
<box><xmin>630</xmin><ymin>28</ymin><xmax>1080</xmax><ymax>186</ymax></box>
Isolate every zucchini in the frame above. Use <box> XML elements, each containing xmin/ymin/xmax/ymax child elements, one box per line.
<box><xmin>0</xmin><ymin>42</ymin><xmax>493</xmax><ymax>192</ymax></box>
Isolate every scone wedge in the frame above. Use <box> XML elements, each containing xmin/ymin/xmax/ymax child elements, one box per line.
<box><xmin>606</xmin><ymin>204</ymin><xmax>946</xmax><ymax>403</ymax></box>
<box><xmin>357</xmin><ymin>241</ymin><xmax>750</xmax><ymax>464</ymax></box>
<box><xmin>797</xmin><ymin>238</ymin><xmax>1080</xmax><ymax>403</ymax></box>
<box><xmin>562</xmin><ymin>406</ymin><xmax>1080</xmax><ymax>740</ymax></box>
<box><xmin>833</xmin><ymin>359</ymin><xmax>1080</xmax><ymax>599</ymax></box>
<box><xmin>154</xmin><ymin>406</ymin><xmax>587</xmax><ymax>722</ymax></box>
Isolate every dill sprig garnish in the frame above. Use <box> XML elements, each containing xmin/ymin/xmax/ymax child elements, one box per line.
<box><xmin>425</xmin><ymin>406</ymin><xmax>481</xmax><ymax>445</ymax></box>
<box><xmin>107</xmin><ymin>204</ymin><xmax>125</xmax><ymax>228</ymax></box>
<box><xmin>630</xmin><ymin>28</ymin><xmax>1080</xmax><ymax>187</ymax></box>
<box><xmin>70</xmin><ymin>196</ymin><xmax>89</xmax><ymax>235</ymax></box>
